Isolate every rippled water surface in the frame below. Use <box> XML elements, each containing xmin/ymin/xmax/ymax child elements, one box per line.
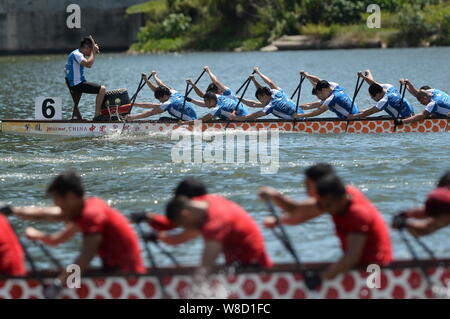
<box><xmin>1</xmin><ymin>48</ymin><xmax>449</xmax><ymax>268</ymax></box>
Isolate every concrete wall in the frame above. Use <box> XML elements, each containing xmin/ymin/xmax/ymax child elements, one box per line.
<box><xmin>0</xmin><ymin>0</ymin><xmax>148</xmax><ymax>54</ymax></box>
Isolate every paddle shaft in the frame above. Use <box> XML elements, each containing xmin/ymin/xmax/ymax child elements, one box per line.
<box><xmin>399</xmin><ymin>229</ymin><xmax>434</xmax><ymax>288</ymax></box>
<box><xmin>136</xmin><ymin>222</ymin><xmax>169</xmax><ymax>298</ymax></box>
<box><xmin>187</xmin><ymin>69</ymin><xmax>207</xmax><ymax>96</ymax></box>
<box><xmin>130</xmin><ymin>74</ymin><xmax>154</xmax><ymax>106</ymax></box>
<box><xmin>33</xmin><ymin>241</ymin><xmax>63</xmax><ymax>270</ymax></box>
<box><xmin>393</xmin><ymin>83</ymin><xmax>407</xmax><ymax>132</ymax></box>
<box><xmin>152</xmin><ymin>241</ymin><xmax>180</xmax><ymax>267</ymax></box>
<box><xmin>351</xmin><ymin>76</ymin><xmax>365</xmax><ymax>110</ymax></box>
<box><xmin>412</xmin><ymin>234</ymin><xmax>437</xmax><ymax>260</ymax></box>
<box><xmin>122</xmin><ymin>74</ymin><xmax>154</xmax><ymax>134</ymax></box>
<box><xmin>265</xmin><ymin>200</ymin><xmax>302</xmax><ymax>267</ymax></box>
<box><xmin>180</xmin><ymin>70</ymin><xmax>207</xmax><ymax>120</ymax></box>
<box><xmin>345</xmin><ymin>75</ymin><xmax>365</xmax><ymax>133</ymax></box>
<box><xmin>292</xmin><ymin>75</ymin><xmax>306</xmax><ymax>126</ymax></box>
<box><xmin>225</xmin><ymin>76</ymin><xmax>253</xmax><ymax>129</ymax></box>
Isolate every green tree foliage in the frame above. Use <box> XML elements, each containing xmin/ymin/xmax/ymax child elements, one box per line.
<box><xmin>127</xmin><ymin>0</ymin><xmax>450</xmax><ymax>51</ymax></box>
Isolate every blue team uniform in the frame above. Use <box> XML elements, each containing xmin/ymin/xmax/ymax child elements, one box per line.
<box><xmin>321</xmin><ymin>82</ymin><xmax>359</xmax><ymax>119</ymax></box>
<box><xmin>376</xmin><ymin>84</ymin><xmax>415</xmax><ymax>118</ymax></box>
<box><xmin>262</xmin><ymin>89</ymin><xmax>303</xmax><ymax>119</ymax></box>
<box><xmin>160</xmin><ymin>90</ymin><xmax>198</xmax><ymax>120</ymax></box>
<box><xmin>209</xmin><ymin>95</ymin><xmax>249</xmax><ymax>120</ymax></box>
<box><xmin>424</xmin><ymin>89</ymin><xmax>450</xmax><ymax>116</ymax></box>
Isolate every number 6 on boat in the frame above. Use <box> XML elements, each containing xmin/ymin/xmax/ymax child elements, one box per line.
<box><xmin>35</xmin><ymin>97</ymin><xmax>62</xmax><ymax>120</ymax></box>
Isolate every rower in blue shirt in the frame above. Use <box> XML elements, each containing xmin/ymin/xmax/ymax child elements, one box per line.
<box><xmin>230</xmin><ymin>67</ymin><xmax>303</xmax><ymax>121</ymax></box>
<box><xmin>294</xmin><ymin>71</ymin><xmax>359</xmax><ymax>119</ymax></box>
<box><xmin>202</xmin><ymin>66</ymin><xmax>239</xmax><ymax>102</ymax></box>
<box><xmin>398</xmin><ymin>79</ymin><xmax>450</xmax><ymax>125</ymax></box>
<box><xmin>186</xmin><ymin>80</ymin><xmax>249</xmax><ymax>121</ymax></box>
<box><xmin>349</xmin><ymin>70</ymin><xmax>415</xmax><ymax>119</ymax></box>
<box><xmin>126</xmin><ymin>72</ymin><xmax>197</xmax><ymax>121</ymax></box>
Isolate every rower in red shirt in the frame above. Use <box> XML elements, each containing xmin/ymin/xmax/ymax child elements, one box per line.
<box><xmin>130</xmin><ymin>177</ymin><xmax>209</xmax><ymax>244</ymax></box>
<box><xmin>392</xmin><ymin>171</ymin><xmax>450</xmax><ymax>236</ymax></box>
<box><xmin>165</xmin><ymin>194</ymin><xmax>272</xmax><ymax>276</ymax></box>
<box><xmin>11</xmin><ymin>170</ymin><xmax>145</xmax><ymax>297</ymax></box>
<box><xmin>259</xmin><ymin>164</ymin><xmax>392</xmax><ymax>289</ymax></box>
<box><xmin>0</xmin><ymin>204</ymin><xmax>26</xmax><ymax>276</ymax></box>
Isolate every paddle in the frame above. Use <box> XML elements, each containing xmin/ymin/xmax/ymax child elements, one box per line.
<box><xmin>264</xmin><ymin>199</ymin><xmax>321</xmax><ymax>291</ymax></box>
<box><xmin>345</xmin><ymin>73</ymin><xmax>366</xmax><ymax>132</ymax></box>
<box><xmin>135</xmin><ymin>222</ymin><xmax>169</xmax><ymax>298</ymax></box>
<box><xmin>142</xmin><ymin>231</ymin><xmax>180</xmax><ymax>267</ymax></box>
<box><xmin>130</xmin><ymin>73</ymin><xmax>154</xmax><ymax>106</ymax></box>
<box><xmin>180</xmin><ymin>70</ymin><xmax>207</xmax><ymax>120</ymax></box>
<box><xmin>120</xmin><ymin>74</ymin><xmax>154</xmax><ymax>134</ymax></box>
<box><xmin>31</xmin><ymin>240</ymin><xmax>63</xmax><ymax>270</ymax></box>
<box><xmin>224</xmin><ymin>75</ymin><xmax>253</xmax><ymax>129</ymax></box>
<box><xmin>392</xmin><ymin>82</ymin><xmax>407</xmax><ymax>133</ymax></box>
<box><xmin>264</xmin><ymin>199</ymin><xmax>301</xmax><ymax>264</ymax></box>
<box><xmin>411</xmin><ymin>234</ymin><xmax>437</xmax><ymax>260</ymax></box>
<box><xmin>398</xmin><ymin>229</ymin><xmax>435</xmax><ymax>291</ymax></box>
<box><xmin>292</xmin><ymin>75</ymin><xmax>306</xmax><ymax>125</ymax></box>
<box><xmin>290</xmin><ymin>75</ymin><xmax>305</xmax><ymax>100</ymax></box>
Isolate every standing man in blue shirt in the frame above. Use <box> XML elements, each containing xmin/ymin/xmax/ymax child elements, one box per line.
<box><xmin>65</xmin><ymin>37</ymin><xmax>106</xmax><ymax>119</ymax></box>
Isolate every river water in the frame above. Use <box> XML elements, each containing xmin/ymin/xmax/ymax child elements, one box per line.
<box><xmin>1</xmin><ymin>48</ymin><xmax>449</xmax><ymax>269</ymax></box>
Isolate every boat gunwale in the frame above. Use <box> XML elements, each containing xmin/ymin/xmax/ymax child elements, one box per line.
<box><xmin>1</xmin><ymin>258</ymin><xmax>448</xmax><ymax>280</ymax></box>
<box><xmin>1</xmin><ymin>116</ymin><xmax>449</xmax><ymax>125</ymax></box>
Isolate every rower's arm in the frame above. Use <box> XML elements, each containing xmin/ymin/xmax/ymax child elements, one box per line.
<box><xmin>234</xmin><ymin>111</ymin><xmax>265</xmax><ymax>121</ymax></box>
<box><xmin>154</xmin><ymin>73</ymin><xmax>172</xmax><ymax>90</ymax></box>
<box><xmin>26</xmin><ymin>223</ymin><xmax>79</xmax><ymax>246</ymax></box>
<box><xmin>321</xmin><ymin>233</ymin><xmax>367</xmax><ymax>280</ymax></box>
<box><xmin>301</xmin><ymin>72</ymin><xmax>321</xmax><ymax>86</ymax></box>
<box><xmin>402</xmin><ymin>111</ymin><xmax>429</xmax><ymax>124</ymax></box>
<box><xmin>144</xmin><ymin>76</ymin><xmax>158</xmax><ymax>92</ymax></box>
<box><xmin>58</xmin><ymin>234</ymin><xmax>102</xmax><ymax>286</ymax></box>
<box><xmin>189</xmin><ymin>98</ymin><xmax>206</xmax><ymax>107</ymax></box>
<box><xmin>351</xmin><ymin>106</ymin><xmax>380</xmax><ymax>119</ymax></box>
<box><xmin>158</xmin><ymin>229</ymin><xmax>200</xmax><ymax>245</ymax></box>
<box><xmin>254</xmin><ymin>68</ymin><xmax>280</xmax><ymax>90</ymax></box>
<box><xmin>133</xmin><ymin>102</ymin><xmax>160</xmax><ymax>109</ymax></box>
<box><xmin>251</xmin><ymin>76</ymin><xmax>264</xmax><ymax>90</ymax></box>
<box><xmin>281</xmin><ymin>199</ymin><xmax>324</xmax><ymax>225</ymax></box>
<box><xmin>301</xmin><ymin>102</ymin><xmax>322</xmax><ymax>110</ymax></box>
<box><xmin>205</xmin><ymin>67</ymin><xmax>227</xmax><ymax>92</ymax></box>
<box><xmin>241</xmin><ymin>98</ymin><xmax>263</xmax><ymax>108</ymax></box>
<box><xmin>189</xmin><ymin>81</ymin><xmax>205</xmax><ymax>98</ymax></box>
<box><xmin>126</xmin><ymin>107</ymin><xmax>164</xmax><ymax>120</ymax></box>
<box><xmin>359</xmin><ymin>70</ymin><xmax>380</xmax><ymax>86</ymax></box>
<box><xmin>259</xmin><ymin>187</ymin><xmax>324</xmax><ymax>225</ymax></box>
<box><xmin>403</xmin><ymin>79</ymin><xmax>420</xmax><ymax>97</ymax></box>
<box><xmin>295</xmin><ymin>105</ymin><xmax>328</xmax><ymax>118</ymax></box>
<box><xmin>199</xmin><ymin>239</ymin><xmax>223</xmax><ymax>276</ymax></box>
<box><xmin>13</xmin><ymin>206</ymin><xmax>64</xmax><ymax>222</ymax></box>
<box><xmin>404</xmin><ymin>206</ymin><xmax>427</xmax><ymax>219</ymax></box>
<box><xmin>406</xmin><ymin>216</ymin><xmax>450</xmax><ymax>237</ymax></box>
